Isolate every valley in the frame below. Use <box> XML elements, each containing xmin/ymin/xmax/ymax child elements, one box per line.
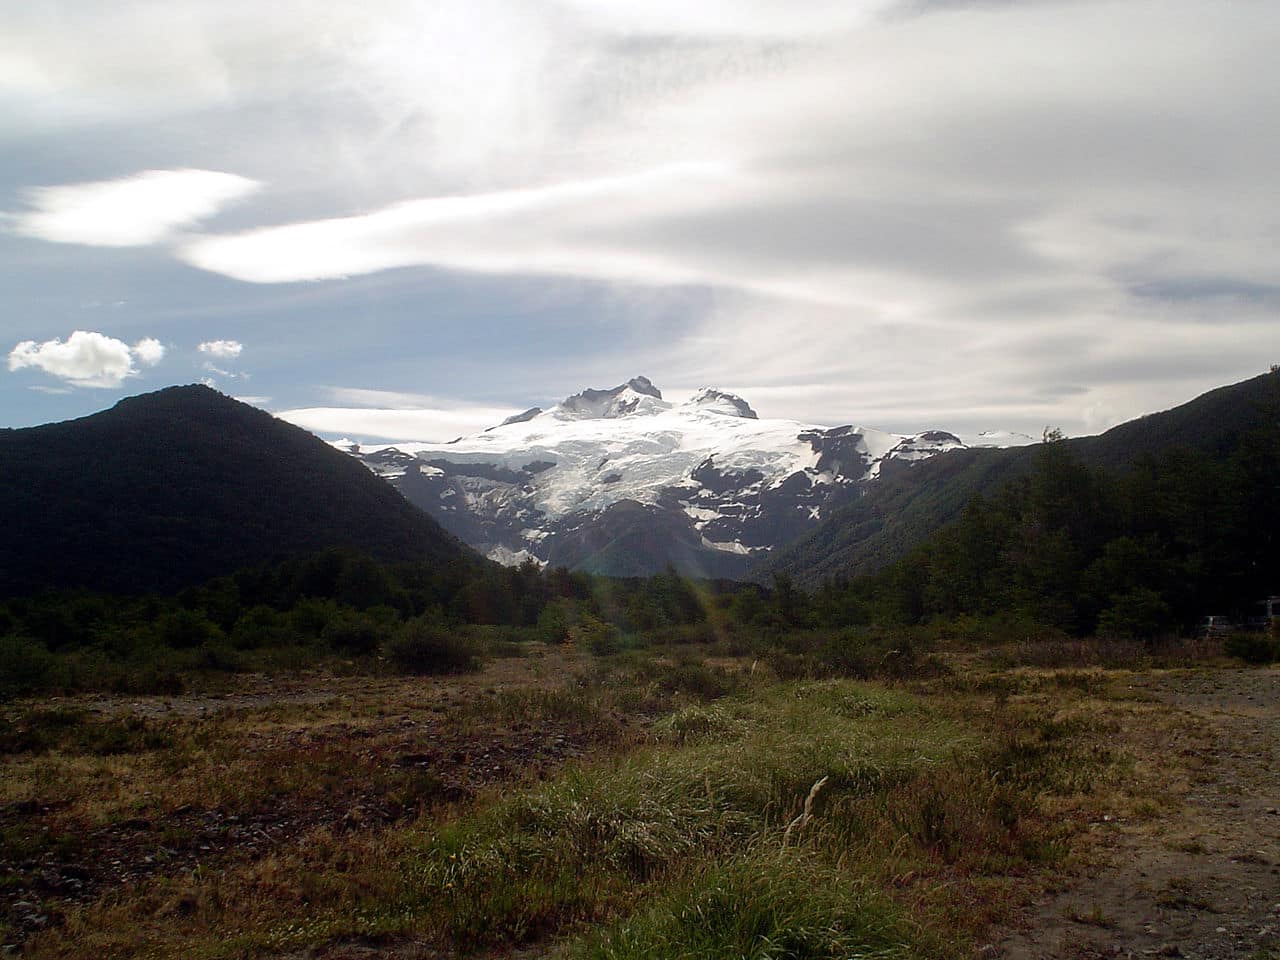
<box><xmin>6</xmin><ymin>3</ymin><xmax>1276</xmax><ymax>955</ymax></box>
<box><xmin>2</xmin><ymin>372</ymin><xmax>1278</xmax><ymax>959</ymax></box>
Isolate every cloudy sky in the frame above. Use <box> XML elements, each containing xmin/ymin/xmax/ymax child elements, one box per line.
<box><xmin>3</xmin><ymin>0</ymin><xmax>1277</xmax><ymax>442</ymax></box>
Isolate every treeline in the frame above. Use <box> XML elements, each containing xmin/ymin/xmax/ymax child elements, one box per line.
<box><xmin>0</xmin><ymin>549</ymin><xmax>758</xmax><ymax>697</ymax></box>
<box><xmin>810</xmin><ymin>416</ymin><xmax>1280</xmax><ymax>640</ymax></box>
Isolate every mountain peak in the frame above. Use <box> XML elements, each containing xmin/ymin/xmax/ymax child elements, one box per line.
<box><xmin>686</xmin><ymin>388</ymin><xmax>758</xmax><ymax>419</ymax></box>
<box><xmin>554</xmin><ymin>376</ymin><xmax>671</xmax><ymax>420</ymax></box>
<box><xmin>629</xmin><ymin>375</ymin><xmax>661</xmax><ymax>398</ymax></box>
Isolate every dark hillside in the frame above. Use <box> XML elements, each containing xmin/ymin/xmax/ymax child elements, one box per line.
<box><xmin>764</xmin><ymin>371</ymin><xmax>1280</xmax><ymax>587</ymax></box>
<box><xmin>0</xmin><ymin>385</ymin><xmax>471</xmax><ymax>595</ymax></box>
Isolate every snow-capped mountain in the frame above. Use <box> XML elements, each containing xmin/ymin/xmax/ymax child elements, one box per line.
<box><xmin>340</xmin><ymin>377</ymin><xmax>966</xmax><ymax>577</ymax></box>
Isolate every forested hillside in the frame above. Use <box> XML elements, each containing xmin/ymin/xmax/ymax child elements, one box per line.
<box><xmin>764</xmin><ymin>371</ymin><xmax>1280</xmax><ymax>587</ymax></box>
<box><xmin>0</xmin><ymin>386</ymin><xmax>470</xmax><ymax>596</ymax></box>
<box><xmin>802</xmin><ymin>376</ymin><xmax>1280</xmax><ymax>637</ymax></box>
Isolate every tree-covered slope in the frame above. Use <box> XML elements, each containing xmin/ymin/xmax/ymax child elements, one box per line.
<box><xmin>0</xmin><ymin>385</ymin><xmax>472</xmax><ymax>595</ymax></box>
<box><xmin>763</xmin><ymin>371</ymin><xmax>1280</xmax><ymax>587</ymax></box>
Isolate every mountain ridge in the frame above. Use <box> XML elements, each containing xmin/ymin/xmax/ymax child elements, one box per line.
<box><xmin>342</xmin><ymin>377</ymin><xmax>969</xmax><ymax>577</ymax></box>
<box><xmin>761</xmin><ymin>370</ymin><xmax>1280</xmax><ymax>588</ymax></box>
<box><xmin>0</xmin><ymin>384</ymin><xmax>473</xmax><ymax>596</ymax></box>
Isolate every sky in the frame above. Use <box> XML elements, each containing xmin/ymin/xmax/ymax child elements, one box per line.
<box><xmin>2</xmin><ymin>0</ymin><xmax>1278</xmax><ymax>443</ymax></box>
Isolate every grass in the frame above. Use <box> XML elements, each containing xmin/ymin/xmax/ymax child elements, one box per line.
<box><xmin>10</xmin><ymin>636</ymin><xmax>1208</xmax><ymax>960</ymax></box>
<box><xmin>14</xmin><ymin>662</ymin><xmax>1118</xmax><ymax>960</ymax></box>
<box><xmin>566</xmin><ymin>851</ymin><xmax>918</xmax><ymax>960</ymax></box>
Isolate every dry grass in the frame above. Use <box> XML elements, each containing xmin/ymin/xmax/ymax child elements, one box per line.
<box><xmin>6</xmin><ymin>643</ymin><xmax>1236</xmax><ymax>960</ymax></box>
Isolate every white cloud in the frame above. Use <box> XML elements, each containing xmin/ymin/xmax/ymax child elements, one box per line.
<box><xmin>179</xmin><ymin>164</ymin><xmax>733</xmax><ymax>285</ymax></box>
<box><xmin>133</xmin><ymin>337</ymin><xmax>165</xmax><ymax>366</ymax></box>
<box><xmin>6</xmin><ymin>330</ymin><xmax>164</xmax><ymax>388</ymax></box>
<box><xmin>275</xmin><ymin>404</ymin><xmax>520</xmax><ymax>443</ymax></box>
<box><xmin>171</xmin><ymin>0</ymin><xmax>1280</xmax><ymax>339</ymax></box>
<box><xmin>198</xmin><ymin>339</ymin><xmax>244</xmax><ymax>358</ymax></box>
<box><xmin>327</xmin><ymin>387</ymin><xmax>451</xmax><ymax>409</ymax></box>
<box><xmin>558</xmin><ymin>0</ymin><xmax>894</xmax><ymax>37</ymax></box>
<box><xmin>5</xmin><ymin>0</ymin><xmax>1280</xmax><ymax>434</ymax></box>
<box><xmin>10</xmin><ymin>169</ymin><xmax>261</xmax><ymax>247</ymax></box>
<box><xmin>201</xmin><ymin>362</ymin><xmax>247</xmax><ymax>379</ymax></box>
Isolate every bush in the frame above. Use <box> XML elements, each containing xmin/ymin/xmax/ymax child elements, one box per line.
<box><xmin>536</xmin><ymin>600</ymin><xmax>574</xmax><ymax>644</ymax></box>
<box><xmin>229</xmin><ymin>605</ymin><xmax>292</xmax><ymax>650</ymax></box>
<box><xmin>321</xmin><ymin>610</ymin><xmax>385</xmax><ymax>655</ymax></box>
<box><xmin>192</xmin><ymin>641</ymin><xmax>249</xmax><ymax>673</ymax></box>
<box><xmin>290</xmin><ymin>598</ymin><xmax>339</xmax><ymax>639</ymax></box>
<box><xmin>1225</xmin><ymin>630</ymin><xmax>1279</xmax><ymax>665</ymax></box>
<box><xmin>639</xmin><ymin>656</ymin><xmax>740</xmax><ymax>701</ymax></box>
<box><xmin>463</xmin><ymin>624</ymin><xmax>541</xmax><ymax>657</ymax></box>
<box><xmin>762</xmin><ymin>629</ymin><xmax>948</xmax><ymax>683</ymax></box>
<box><xmin>1096</xmin><ymin>588</ymin><xmax>1173</xmax><ymax>642</ymax></box>
<box><xmin>385</xmin><ymin>620</ymin><xmax>480</xmax><ymax>674</ymax></box>
<box><xmin>0</xmin><ymin>636</ymin><xmax>58</xmax><ymax>699</ymax></box>
<box><xmin>572</xmin><ymin>615</ymin><xmax>623</xmax><ymax>656</ymax></box>
<box><xmin>156</xmin><ymin>608</ymin><xmax>224</xmax><ymax>650</ymax></box>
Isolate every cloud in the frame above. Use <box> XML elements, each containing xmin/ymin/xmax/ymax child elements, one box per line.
<box><xmin>559</xmin><ymin>0</ymin><xmax>895</xmax><ymax>36</ymax></box>
<box><xmin>327</xmin><ymin>387</ymin><xmax>451</xmax><ymax>409</ymax></box>
<box><xmin>133</xmin><ymin>337</ymin><xmax>166</xmax><ymax>366</ymax></box>
<box><xmin>179</xmin><ymin>164</ymin><xmax>733</xmax><ymax>285</ymax></box>
<box><xmin>275</xmin><ymin>404</ymin><xmax>520</xmax><ymax>443</ymax></box>
<box><xmin>10</xmin><ymin>169</ymin><xmax>261</xmax><ymax>247</ymax></box>
<box><xmin>201</xmin><ymin>362</ymin><xmax>246</xmax><ymax>379</ymax></box>
<box><xmin>169</xmin><ymin>0</ymin><xmax>1279</xmax><ymax>333</ymax></box>
<box><xmin>6</xmin><ymin>330</ymin><xmax>164</xmax><ymax>388</ymax></box>
<box><xmin>198</xmin><ymin>339</ymin><xmax>244</xmax><ymax>358</ymax></box>
<box><xmin>5</xmin><ymin>0</ymin><xmax>1280</xmax><ymax>438</ymax></box>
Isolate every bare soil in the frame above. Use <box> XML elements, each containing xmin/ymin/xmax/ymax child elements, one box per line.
<box><xmin>0</xmin><ymin>648</ymin><xmax>640</xmax><ymax>944</ymax></box>
<box><xmin>995</xmin><ymin>667</ymin><xmax>1280</xmax><ymax>960</ymax></box>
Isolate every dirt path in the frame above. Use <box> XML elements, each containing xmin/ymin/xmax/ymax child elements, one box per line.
<box><xmin>996</xmin><ymin>667</ymin><xmax>1280</xmax><ymax>960</ymax></box>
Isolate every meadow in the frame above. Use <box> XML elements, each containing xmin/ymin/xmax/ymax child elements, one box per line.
<box><xmin>6</xmin><ymin>633</ymin><xmax>1273</xmax><ymax>959</ymax></box>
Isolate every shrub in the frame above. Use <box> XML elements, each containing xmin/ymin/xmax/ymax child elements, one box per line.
<box><xmin>321</xmin><ymin>610</ymin><xmax>385</xmax><ymax>656</ymax></box>
<box><xmin>156</xmin><ymin>608</ymin><xmax>224</xmax><ymax>650</ymax></box>
<box><xmin>385</xmin><ymin>620</ymin><xmax>480</xmax><ymax>674</ymax></box>
<box><xmin>572</xmin><ymin>615</ymin><xmax>623</xmax><ymax>656</ymax></box>
<box><xmin>537</xmin><ymin>600</ymin><xmax>574</xmax><ymax>644</ymax></box>
<box><xmin>290</xmin><ymin>598</ymin><xmax>339</xmax><ymax>639</ymax></box>
<box><xmin>0</xmin><ymin>636</ymin><xmax>58</xmax><ymax>699</ymax></box>
<box><xmin>1096</xmin><ymin>588</ymin><xmax>1173</xmax><ymax>642</ymax></box>
<box><xmin>229</xmin><ymin>605</ymin><xmax>292</xmax><ymax>650</ymax></box>
<box><xmin>643</xmin><ymin>658</ymin><xmax>739</xmax><ymax>701</ymax></box>
<box><xmin>192</xmin><ymin>642</ymin><xmax>249</xmax><ymax>673</ymax></box>
<box><xmin>1225</xmin><ymin>630</ymin><xmax>1279</xmax><ymax>665</ymax></box>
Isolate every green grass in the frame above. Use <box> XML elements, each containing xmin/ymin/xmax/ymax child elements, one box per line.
<box><xmin>566</xmin><ymin>851</ymin><xmax>920</xmax><ymax>960</ymax></box>
<box><xmin>26</xmin><ymin>671</ymin><xmax>1107</xmax><ymax>960</ymax></box>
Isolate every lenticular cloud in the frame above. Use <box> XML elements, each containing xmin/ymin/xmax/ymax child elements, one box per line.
<box><xmin>11</xmin><ymin>169</ymin><xmax>261</xmax><ymax>247</ymax></box>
